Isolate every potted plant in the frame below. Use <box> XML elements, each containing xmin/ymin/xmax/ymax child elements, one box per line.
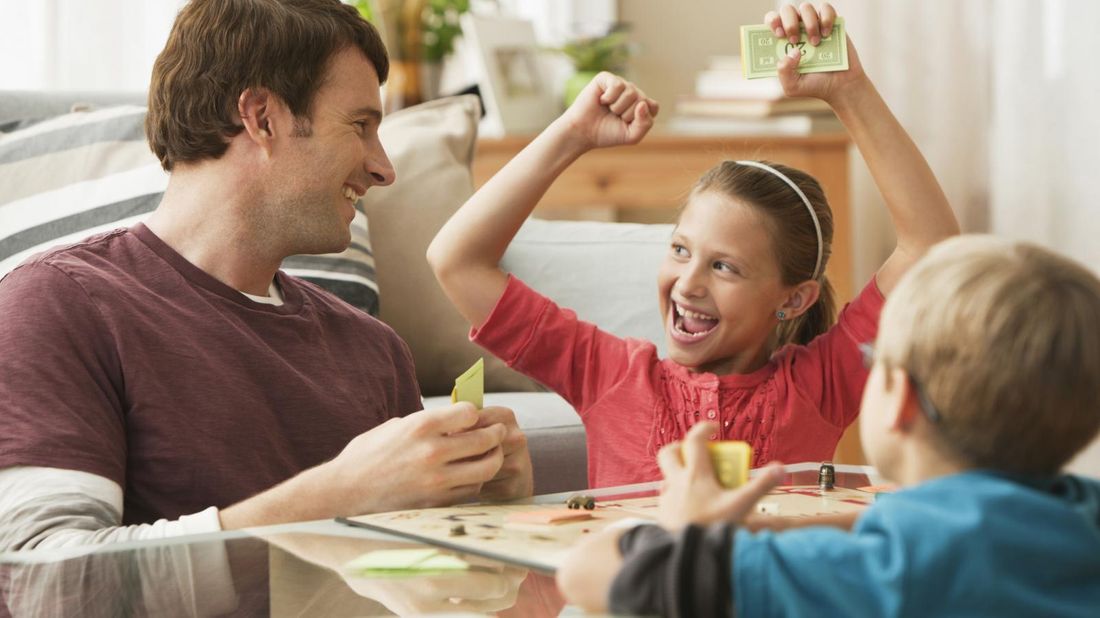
<box><xmin>557</xmin><ymin>26</ymin><xmax>633</xmax><ymax>107</ymax></box>
<box><xmin>352</xmin><ymin>0</ymin><xmax>468</xmax><ymax>105</ymax></box>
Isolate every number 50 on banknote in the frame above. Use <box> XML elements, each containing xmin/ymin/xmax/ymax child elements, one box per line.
<box><xmin>740</xmin><ymin>17</ymin><xmax>848</xmax><ymax>79</ymax></box>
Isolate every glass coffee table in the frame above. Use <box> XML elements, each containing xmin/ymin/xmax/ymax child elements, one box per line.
<box><xmin>0</xmin><ymin>464</ymin><xmax>880</xmax><ymax>616</ymax></box>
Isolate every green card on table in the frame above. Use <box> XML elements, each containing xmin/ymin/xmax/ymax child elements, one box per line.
<box><xmin>345</xmin><ymin>548</ymin><xmax>469</xmax><ymax>576</ymax></box>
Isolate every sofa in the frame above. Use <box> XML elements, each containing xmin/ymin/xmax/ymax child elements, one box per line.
<box><xmin>0</xmin><ymin>91</ymin><xmax>677</xmax><ymax>495</ymax></box>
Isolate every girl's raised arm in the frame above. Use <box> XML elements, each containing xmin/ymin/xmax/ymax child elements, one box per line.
<box><xmin>427</xmin><ymin>73</ymin><xmax>658</xmax><ymax>326</ymax></box>
<box><xmin>768</xmin><ymin>3</ymin><xmax>959</xmax><ymax>295</ymax></box>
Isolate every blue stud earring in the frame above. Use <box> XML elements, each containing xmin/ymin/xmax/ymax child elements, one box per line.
<box><xmin>776</xmin><ymin>310</ymin><xmax>786</xmax><ymax>320</ymax></box>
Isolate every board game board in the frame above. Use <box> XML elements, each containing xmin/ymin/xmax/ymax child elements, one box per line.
<box><xmin>338</xmin><ymin>484</ymin><xmax>874</xmax><ymax>573</ymax></box>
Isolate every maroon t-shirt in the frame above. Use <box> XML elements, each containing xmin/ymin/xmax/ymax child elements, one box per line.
<box><xmin>0</xmin><ymin>224</ymin><xmax>422</xmax><ymax>524</ymax></box>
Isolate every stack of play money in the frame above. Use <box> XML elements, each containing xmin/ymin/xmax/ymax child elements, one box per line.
<box><xmin>739</xmin><ymin>17</ymin><xmax>848</xmax><ymax>80</ymax></box>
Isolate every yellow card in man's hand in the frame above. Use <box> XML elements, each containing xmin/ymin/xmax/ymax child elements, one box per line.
<box><xmin>706</xmin><ymin>441</ymin><xmax>752</xmax><ymax>489</ymax></box>
<box><xmin>451</xmin><ymin>358</ymin><xmax>484</xmax><ymax>409</ymax></box>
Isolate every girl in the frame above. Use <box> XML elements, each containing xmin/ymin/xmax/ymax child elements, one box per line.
<box><xmin>428</xmin><ymin>4</ymin><xmax>958</xmax><ymax>488</ymax></box>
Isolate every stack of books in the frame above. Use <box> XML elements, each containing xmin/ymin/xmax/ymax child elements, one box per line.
<box><xmin>668</xmin><ymin>56</ymin><xmax>845</xmax><ymax>136</ymax></box>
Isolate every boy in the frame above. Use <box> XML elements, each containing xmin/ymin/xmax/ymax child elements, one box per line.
<box><xmin>557</xmin><ymin>235</ymin><xmax>1100</xmax><ymax>616</ymax></box>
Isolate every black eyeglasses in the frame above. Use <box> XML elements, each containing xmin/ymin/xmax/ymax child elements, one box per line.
<box><xmin>858</xmin><ymin>342</ymin><xmax>943</xmax><ymax>424</ymax></box>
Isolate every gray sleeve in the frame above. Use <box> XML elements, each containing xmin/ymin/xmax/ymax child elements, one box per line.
<box><xmin>1</xmin><ymin>491</ymin><xmax>122</xmax><ymax>552</ymax></box>
<box><xmin>0</xmin><ymin>467</ymin><xmax>221</xmax><ymax>552</ymax></box>
<box><xmin>608</xmin><ymin>523</ymin><xmax>736</xmax><ymax>618</ymax></box>
<box><xmin>0</xmin><ymin>467</ymin><xmax>238</xmax><ymax>616</ymax></box>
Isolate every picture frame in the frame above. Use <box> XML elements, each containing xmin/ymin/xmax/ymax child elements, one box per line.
<box><xmin>459</xmin><ymin>13</ymin><xmax>558</xmax><ymax>137</ymax></box>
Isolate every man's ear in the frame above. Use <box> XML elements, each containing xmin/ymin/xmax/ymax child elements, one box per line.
<box><xmin>779</xmin><ymin>280</ymin><xmax>821</xmax><ymax>320</ymax></box>
<box><xmin>238</xmin><ymin>88</ymin><xmax>277</xmax><ymax>150</ymax></box>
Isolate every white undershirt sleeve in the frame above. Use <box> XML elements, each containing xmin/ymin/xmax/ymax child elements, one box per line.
<box><xmin>0</xmin><ymin>466</ymin><xmax>239</xmax><ymax>615</ymax></box>
<box><xmin>0</xmin><ymin>466</ymin><xmax>223</xmax><ymax>552</ymax></box>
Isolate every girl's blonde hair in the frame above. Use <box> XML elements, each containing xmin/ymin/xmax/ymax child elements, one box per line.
<box><xmin>692</xmin><ymin>160</ymin><xmax>836</xmax><ymax>352</ymax></box>
<box><xmin>877</xmin><ymin>235</ymin><xmax>1100</xmax><ymax>475</ymax></box>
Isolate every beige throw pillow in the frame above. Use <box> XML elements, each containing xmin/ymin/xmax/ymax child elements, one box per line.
<box><xmin>363</xmin><ymin>95</ymin><xmax>540</xmax><ymax>396</ymax></box>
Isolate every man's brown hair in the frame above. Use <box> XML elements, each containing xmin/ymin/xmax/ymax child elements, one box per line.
<box><xmin>877</xmin><ymin>235</ymin><xmax>1100</xmax><ymax>475</ymax></box>
<box><xmin>146</xmin><ymin>0</ymin><xmax>389</xmax><ymax>171</ymax></box>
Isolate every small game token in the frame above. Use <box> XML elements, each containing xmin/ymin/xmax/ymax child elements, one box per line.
<box><xmin>756</xmin><ymin>502</ymin><xmax>780</xmax><ymax>515</ymax></box>
<box><xmin>566</xmin><ymin>494</ymin><xmax>596</xmax><ymax>510</ymax></box>
<box><xmin>818</xmin><ymin>461</ymin><xmax>836</xmax><ymax>490</ymax></box>
<box><xmin>449</xmin><ymin>524</ymin><xmax>466</xmax><ymax>536</ymax></box>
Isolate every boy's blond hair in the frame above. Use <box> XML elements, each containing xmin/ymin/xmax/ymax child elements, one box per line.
<box><xmin>876</xmin><ymin>235</ymin><xmax>1100</xmax><ymax>475</ymax></box>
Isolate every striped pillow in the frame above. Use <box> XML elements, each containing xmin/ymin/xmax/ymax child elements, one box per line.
<box><xmin>0</xmin><ymin>105</ymin><xmax>379</xmax><ymax>314</ymax></box>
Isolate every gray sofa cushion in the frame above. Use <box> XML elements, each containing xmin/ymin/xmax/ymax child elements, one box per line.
<box><xmin>0</xmin><ymin>90</ymin><xmax>145</xmax><ymax>127</ymax></box>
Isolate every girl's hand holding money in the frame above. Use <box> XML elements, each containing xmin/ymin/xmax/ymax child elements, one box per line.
<box><xmin>766</xmin><ymin>3</ymin><xmax>868</xmax><ymax>107</ymax></box>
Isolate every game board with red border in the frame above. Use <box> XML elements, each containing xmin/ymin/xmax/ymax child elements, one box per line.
<box><xmin>338</xmin><ymin>464</ymin><xmax>887</xmax><ymax>573</ymax></box>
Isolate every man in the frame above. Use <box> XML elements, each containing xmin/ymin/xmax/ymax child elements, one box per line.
<box><xmin>0</xmin><ymin>0</ymin><xmax>531</xmax><ymax>551</ymax></box>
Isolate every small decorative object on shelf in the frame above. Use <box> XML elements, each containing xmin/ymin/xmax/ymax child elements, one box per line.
<box><xmin>420</xmin><ymin>0</ymin><xmax>469</xmax><ymax>64</ymax></box>
<box><xmin>556</xmin><ymin>25</ymin><xmax>634</xmax><ymax>107</ymax></box>
<box><xmin>460</xmin><ymin>13</ymin><xmax>557</xmax><ymax>136</ymax></box>
<box><xmin>350</xmin><ymin>0</ymin><xmax>375</xmax><ymax>21</ymax></box>
<box><xmin>669</xmin><ymin>54</ymin><xmax>845</xmax><ymax>136</ymax></box>
<box><xmin>367</xmin><ymin>0</ymin><xmax>469</xmax><ymax>107</ymax></box>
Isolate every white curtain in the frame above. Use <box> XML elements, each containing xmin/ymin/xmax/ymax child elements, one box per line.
<box><xmin>990</xmin><ymin>0</ymin><xmax>1100</xmax><ymax>261</ymax></box>
<box><xmin>833</xmin><ymin>0</ymin><xmax>1099</xmax><ymax>476</ymax></box>
<box><xmin>826</xmin><ymin>0</ymin><xmax>992</xmax><ymax>284</ymax></box>
<box><xmin>990</xmin><ymin>0</ymin><xmax>1100</xmax><ymax>476</ymax></box>
<box><xmin>0</xmin><ymin>0</ymin><xmax>186</xmax><ymax>92</ymax></box>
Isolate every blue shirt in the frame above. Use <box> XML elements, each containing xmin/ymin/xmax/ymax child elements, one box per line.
<box><xmin>735</xmin><ymin>472</ymin><xmax>1100</xmax><ymax>617</ymax></box>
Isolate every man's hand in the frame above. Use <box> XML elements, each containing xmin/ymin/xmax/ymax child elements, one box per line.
<box><xmin>220</xmin><ymin>402</ymin><xmax>513</xmax><ymax>528</ymax></box>
<box><xmin>474</xmin><ymin>406</ymin><xmax>534</xmax><ymax>501</ymax></box>
<box><xmin>765</xmin><ymin>3</ymin><xmax>868</xmax><ymax>106</ymax></box>
<box><xmin>558</xmin><ymin>72</ymin><xmax>659</xmax><ymax>152</ymax></box>
<box><xmin>324</xmin><ymin>402</ymin><xmax>510</xmax><ymax>514</ymax></box>
<box><xmin>656</xmin><ymin>422</ymin><xmax>785</xmax><ymax>529</ymax></box>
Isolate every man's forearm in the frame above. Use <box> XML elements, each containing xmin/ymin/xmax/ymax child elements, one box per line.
<box><xmin>218</xmin><ymin>462</ymin><xmax>341</xmax><ymax>530</ymax></box>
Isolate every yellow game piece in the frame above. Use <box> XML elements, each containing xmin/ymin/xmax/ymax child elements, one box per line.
<box><xmin>706</xmin><ymin>441</ymin><xmax>752</xmax><ymax>489</ymax></box>
<box><xmin>451</xmin><ymin>357</ymin><xmax>484</xmax><ymax>409</ymax></box>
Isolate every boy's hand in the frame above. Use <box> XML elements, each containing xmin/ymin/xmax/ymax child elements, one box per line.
<box><xmin>559</xmin><ymin>72</ymin><xmax>659</xmax><ymax>151</ymax></box>
<box><xmin>765</xmin><ymin>3</ymin><xmax>867</xmax><ymax>105</ymax></box>
<box><xmin>656</xmin><ymin>421</ymin><xmax>785</xmax><ymax>529</ymax></box>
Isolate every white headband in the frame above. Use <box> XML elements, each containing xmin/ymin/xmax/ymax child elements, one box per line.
<box><xmin>735</xmin><ymin>160</ymin><xmax>823</xmax><ymax>280</ymax></box>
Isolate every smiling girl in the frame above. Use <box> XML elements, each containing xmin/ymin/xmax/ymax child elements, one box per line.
<box><xmin>428</xmin><ymin>4</ymin><xmax>959</xmax><ymax>487</ymax></box>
